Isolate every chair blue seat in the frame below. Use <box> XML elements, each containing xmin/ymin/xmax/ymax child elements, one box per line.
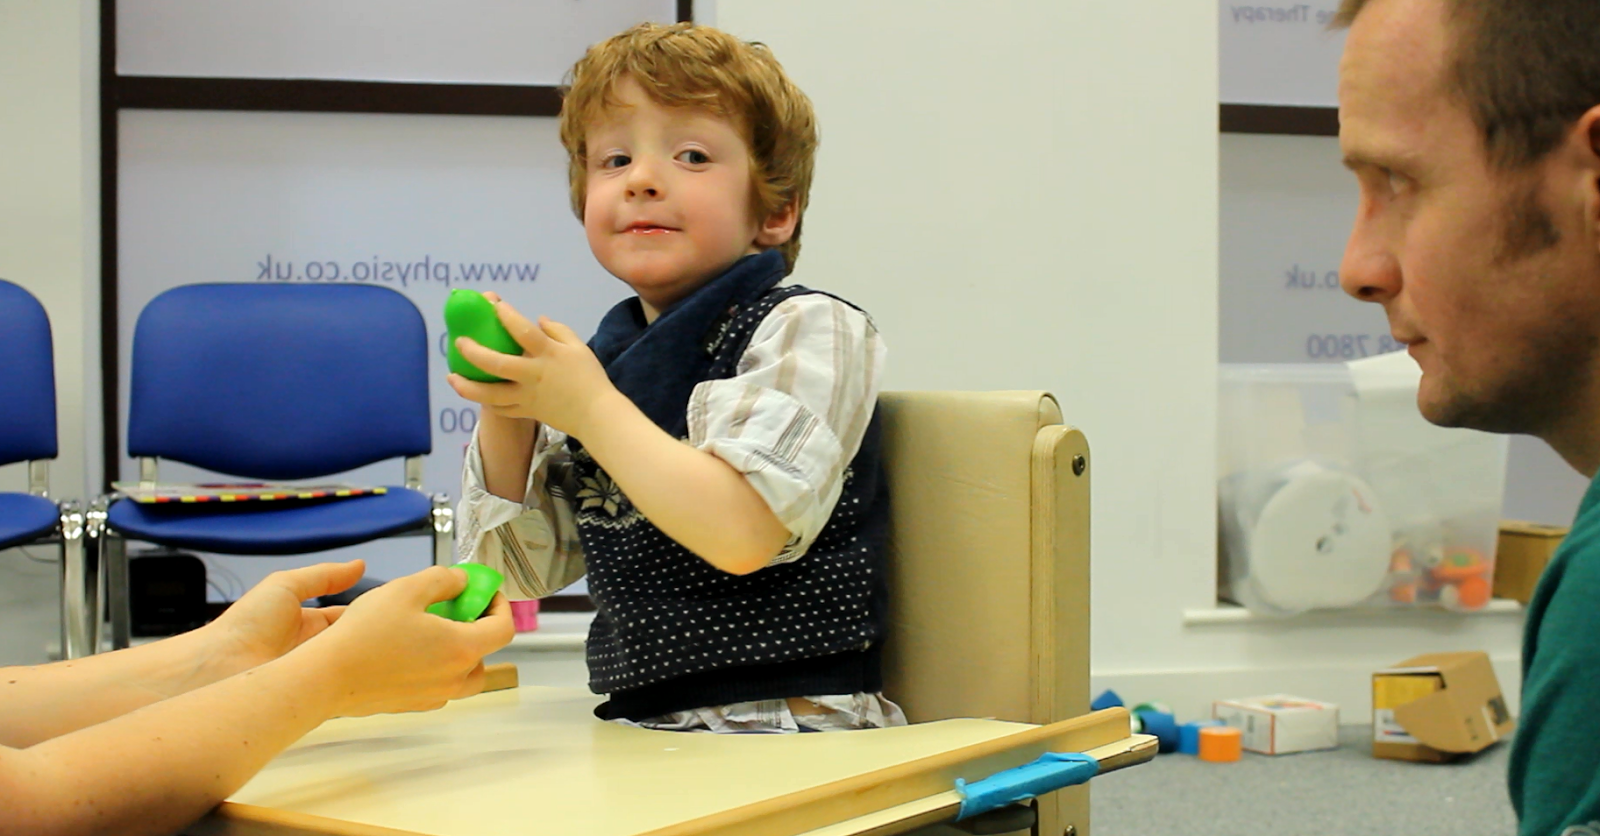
<box><xmin>105</xmin><ymin>487</ymin><xmax>432</xmax><ymax>555</ymax></box>
<box><xmin>0</xmin><ymin>492</ymin><xmax>59</xmax><ymax>551</ymax></box>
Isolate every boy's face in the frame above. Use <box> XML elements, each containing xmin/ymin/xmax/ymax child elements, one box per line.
<box><xmin>583</xmin><ymin>78</ymin><xmax>789</xmax><ymax>316</ymax></box>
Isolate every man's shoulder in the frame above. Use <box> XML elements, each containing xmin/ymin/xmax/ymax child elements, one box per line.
<box><xmin>1548</xmin><ymin>495</ymin><xmax>1600</xmax><ymax>587</ymax></box>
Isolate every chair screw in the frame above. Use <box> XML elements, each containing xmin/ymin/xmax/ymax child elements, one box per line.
<box><xmin>1072</xmin><ymin>455</ymin><xmax>1086</xmax><ymax>477</ymax></box>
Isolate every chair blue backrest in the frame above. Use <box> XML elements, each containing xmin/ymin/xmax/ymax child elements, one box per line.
<box><xmin>0</xmin><ymin>279</ymin><xmax>58</xmax><ymax>467</ymax></box>
<box><xmin>127</xmin><ymin>283</ymin><xmax>432</xmax><ymax>480</ymax></box>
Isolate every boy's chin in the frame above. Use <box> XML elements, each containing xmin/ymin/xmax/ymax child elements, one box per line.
<box><xmin>613</xmin><ymin>267</ymin><xmax>712</xmax><ymax>309</ymax></box>
<box><xmin>610</xmin><ymin>258</ymin><xmax>741</xmax><ymax>299</ymax></box>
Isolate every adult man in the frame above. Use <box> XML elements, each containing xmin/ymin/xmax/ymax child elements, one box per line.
<box><xmin>1334</xmin><ymin>0</ymin><xmax>1600</xmax><ymax>832</ymax></box>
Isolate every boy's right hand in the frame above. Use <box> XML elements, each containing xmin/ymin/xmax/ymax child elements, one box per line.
<box><xmin>450</xmin><ymin>290</ymin><xmax>541</xmax><ymax>501</ymax></box>
<box><xmin>300</xmin><ymin>566</ymin><xmax>514</xmax><ymax>717</ymax></box>
<box><xmin>446</xmin><ymin>296</ymin><xmax>615</xmax><ymax>441</ymax></box>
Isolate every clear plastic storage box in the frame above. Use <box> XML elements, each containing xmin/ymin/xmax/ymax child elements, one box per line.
<box><xmin>1218</xmin><ymin>356</ymin><xmax>1509</xmax><ymax>615</ymax></box>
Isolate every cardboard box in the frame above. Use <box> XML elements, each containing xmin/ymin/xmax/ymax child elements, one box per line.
<box><xmin>1494</xmin><ymin>520</ymin><xmax>1567</xmax><ymax>604</ymax></box>
<box><xmin>1372</xmin><ymin>651</ymin><xmax>1514</xmax><ymax>762</ymax></box>
<box><xmin>1212</xmin><ymin>695</ymin><xmax>1339</xmax><ymax>755</ymax></box>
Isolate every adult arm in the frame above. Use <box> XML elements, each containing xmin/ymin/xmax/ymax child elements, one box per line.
<box><xmin>0</xmin><ymin>563</ymin><xmax>512</xmax><ymax>836</ymax></box>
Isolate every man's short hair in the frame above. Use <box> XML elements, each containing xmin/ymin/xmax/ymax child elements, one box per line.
<box><xmin>1333</xmin><ymin>0</ymin><xmax>1600</xmax><ymax>170</ymax></box>
<box><xmin>558</xmin><ymin>22</ymin><xmax>818</xmax><ymax>273</ymax></box>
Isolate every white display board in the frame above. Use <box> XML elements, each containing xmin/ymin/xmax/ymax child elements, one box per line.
<box><xmin>116</xmin><ymin>0</ymin><xmax>678</xmax><ymax>85</ymax></box>
<box><xmin>119</xmin><ymin>110</ymin><xmax>617</xmax><ymax>596</ymax></box>
<box><xmin>1219</xmin><ymin>0</ymin><xmax>1345</xmax><ymax>106</ymax></box>
<box><xmin>1220</xmin><ymin>132</ymin><xmax>1589</xmax><ymax>524</ymax></box>
<box><xmin>1219</xmin><ymin>134</ymin><xmax>1381</xmax><ymax>362</ymax></box>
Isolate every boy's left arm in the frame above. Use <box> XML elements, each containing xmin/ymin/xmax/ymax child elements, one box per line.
<box><xmin>452</xmin><ymin>296</ymin><xmax>884</xmax><ymax>575</ymax></box>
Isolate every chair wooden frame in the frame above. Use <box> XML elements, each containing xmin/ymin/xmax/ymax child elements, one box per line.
<box><xmin>877</xmin><ymin>391</ymin><xmax>1091</xmax><ymax>836</ymax></box>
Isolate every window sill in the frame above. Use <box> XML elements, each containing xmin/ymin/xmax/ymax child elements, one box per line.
<box><xmin>1182</xmin><ymin>598</ymin><xmax>1524</xmax><ymax>626</ymax></box>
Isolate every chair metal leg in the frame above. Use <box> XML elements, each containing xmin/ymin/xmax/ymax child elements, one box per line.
<box><xmin>431</xmin><ymin>493</ymin><xmax>455</xmax><ymax>567</ymax></box>
<box><xmin>105</xmin><ymin>533</ymin><xmax>131</xmax><ymax>650</ymax></box>
<box><xmin>57</xmin><ymin>502</ymin><xmax>92</xmax><ymax>660</ymax></box>
<box><xmin>85</xmin><ymin>498</ymin><xmax>109</xmax><ymax>655</ymax></box>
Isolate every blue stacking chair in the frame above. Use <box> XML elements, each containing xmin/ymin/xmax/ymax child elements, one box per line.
<box><xmin>89</xmin><ymin>283</ymin><xmax>452</xmax><ymax>651</ymax></box>
<box><xmin>0</xmin><ymin>279</ymin><xmax>92</xmax><ymax>658</ymax></box>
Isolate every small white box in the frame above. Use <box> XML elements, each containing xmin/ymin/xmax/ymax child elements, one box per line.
<box><xmin>1212</xmin><ymin>695</ymin><xmax>1340</xmax><ymax>755</ymax></box>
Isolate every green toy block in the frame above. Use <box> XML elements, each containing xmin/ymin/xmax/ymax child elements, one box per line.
<box><xmin>444</xmin><ymin>289</ymin><xmax>523</xmax><ymax>382</ymax></box>
<box><xmin>427</xmin><ymin>563</ymin><xmax>504</xmax><ymax>622</ymax></box>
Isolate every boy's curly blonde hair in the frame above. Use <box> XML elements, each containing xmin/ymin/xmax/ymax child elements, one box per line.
<box><xmin>558</xmin><ymin>22</ymin><xmax>818</xmax><ymax>274</ymax></box>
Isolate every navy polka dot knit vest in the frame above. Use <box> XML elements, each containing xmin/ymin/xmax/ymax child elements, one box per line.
<box><xmin>572</xmin><ymin>250</ymin><xmax>889</xmax><ymax>721</ymax></box>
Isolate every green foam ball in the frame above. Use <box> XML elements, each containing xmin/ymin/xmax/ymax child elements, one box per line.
<box><xmin>427</xmin><ymin>563</ymin><xmax>505</xmax><ymax>622</ymax></box>
<box><xmin>445</xmin><ymin>289</ymin><xmax>523</xmax><ymax>382</ymax></box>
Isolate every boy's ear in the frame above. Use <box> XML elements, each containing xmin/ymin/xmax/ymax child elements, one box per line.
<box><xmin>753</xmin><ymin>198</ymin><xmax>799</xmax><ymax>248</ymax></box>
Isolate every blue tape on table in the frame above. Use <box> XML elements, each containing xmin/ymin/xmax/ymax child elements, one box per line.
<box><xmin>953</xmin><ymin>752</ymin><xmax>1099</xmax><ymax>820</ymax></box>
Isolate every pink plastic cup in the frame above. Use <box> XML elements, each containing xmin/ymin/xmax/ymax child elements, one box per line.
<box><xmin>510</xmin><ymin>599</ymin><xmax>540</xmax><ymax>632</ymax></box>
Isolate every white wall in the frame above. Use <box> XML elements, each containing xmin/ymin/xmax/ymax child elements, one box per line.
<box><xmin>715</xmin><ymin>0</ymin><xmax>1524</xmax><ymax>720</ymax></box>
<box><xmin>0</xmin><ymin>0</ymin><xmax>1525</xmax><ymax>719</ymax></box>
<box><xmin>0</xmin><ymin>0</ymin><xmax>100</xmax><ymax>501</ymax></box>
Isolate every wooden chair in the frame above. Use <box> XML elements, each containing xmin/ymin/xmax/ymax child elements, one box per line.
<box><xmin>878</xmin><ymin>391</ymin><xmax>1092</xmax><ymax>836</ymax></box>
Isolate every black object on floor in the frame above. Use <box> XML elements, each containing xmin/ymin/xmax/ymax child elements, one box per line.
<box><xmin>129</xmin><ymin>551</ymin><xmax>208</xmax><ymax>636</ymax></box>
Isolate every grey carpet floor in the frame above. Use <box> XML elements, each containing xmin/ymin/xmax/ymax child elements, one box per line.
<box><xmin>1091</xmin><ymin>724</ymin><xmax>1516</xmax><ymax>836</ymax></box>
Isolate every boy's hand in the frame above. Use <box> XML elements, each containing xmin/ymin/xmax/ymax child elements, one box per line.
<box><xmin>447</xmin><ymin>298</ymin><xmax>617</xmax><ymax>441</ymax></box>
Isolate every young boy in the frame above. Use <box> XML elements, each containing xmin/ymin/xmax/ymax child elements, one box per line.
<box><xmin>449</xmin><ymin>22</ymin><xmax>900</xmax><ymax>733</ymax></box>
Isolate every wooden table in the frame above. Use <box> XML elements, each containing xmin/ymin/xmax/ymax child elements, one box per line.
<box><xmin>186</xmin><ymin>687</ymin><xmax>1152</xmax><ymax>836</ymax></box>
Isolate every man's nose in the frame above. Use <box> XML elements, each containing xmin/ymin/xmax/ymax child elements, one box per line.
<box><xmin>1339</xmin><ymin>212</ymin><xmax>1401</xmax><ymax>304</ymax></box>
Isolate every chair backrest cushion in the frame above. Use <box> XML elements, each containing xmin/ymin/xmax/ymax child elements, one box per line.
<box><xmin>0</xmin><ymin>280</ymin><xmax>58</xmax><ymax>466</ymax></box>
<box><xmin>878</xmin><ymin>390</ymin><xmax>1065</xmax><ymax>724</ymax></box>
<box><xmin>127</xmin><ymin>283</ymin><xmax>431</xmax><ymax>479</ymax></box>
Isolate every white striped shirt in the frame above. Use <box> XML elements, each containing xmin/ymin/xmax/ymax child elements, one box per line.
<box><xmin>457</xmin><ymin>292</ymin><xmax>888</xmax><ymax>601</ymax></box>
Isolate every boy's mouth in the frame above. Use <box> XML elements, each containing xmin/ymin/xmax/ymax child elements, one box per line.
<box><xmin>624</xmin><ymin>222</ymin><xmax>679</xmax><ymax>234</ymax></box>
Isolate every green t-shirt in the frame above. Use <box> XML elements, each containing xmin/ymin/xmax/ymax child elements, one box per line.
<box><xmin>1510</xmin><ymin>472</ymin><xmax>1600</xmax><ymax>836</ymax></box>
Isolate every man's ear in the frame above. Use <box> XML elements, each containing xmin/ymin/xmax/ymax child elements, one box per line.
<box><xmin>1583</xmin><ymin>104</ymin><xmax>1600</xmax><ymax>252</ymax></box>
<box><xmin>1588</xmin><ymin>104</ymin><xmax>1600</xmax><ymax>159</ymax></box>
<box><xmin>754</xmin><ymin>198</ymin><xmax>799</xmax><ymax>248</ymax></box>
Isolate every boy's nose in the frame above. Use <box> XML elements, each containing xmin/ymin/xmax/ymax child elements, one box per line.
<box><xmin>625</xmin><ymin>160</ymin><xmax>664</xmax><ymax>199</ymax></box>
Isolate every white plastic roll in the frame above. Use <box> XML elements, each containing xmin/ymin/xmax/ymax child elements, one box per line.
<box><xmin>1246</xmin><ymin>463</ymin><xmax>1393</xmax><ymax>612</ymax></box>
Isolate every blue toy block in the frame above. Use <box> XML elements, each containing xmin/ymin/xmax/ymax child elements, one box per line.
<box><xmin>1136</xmin><ymin>709</ymin><xmax>1181</xmax><ymax>753</ymax></box>
<box><xmin>1091</xmin><ymin>689</ymin><xmax>1124</xmax><ymax>711</ymax></box>
<box><xmin>1179</xmin><ymin>720</ymin><xmax>1225</xmax><ymax>755</ymax></box>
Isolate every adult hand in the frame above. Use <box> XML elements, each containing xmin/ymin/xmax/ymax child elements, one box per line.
<box><xmin>296</xmin><ymin>565</ymin><xmax>515</xmax><ymax>717</ymax></box>
<box><xmin>447</xmin><ymin>297</ymin><xmax>617</xmax><ymax>441</ymax></box>
<box><xmin>205</xmin><ymin>559</ymin><xmax>367</xmax><ymax>675</ymax></box>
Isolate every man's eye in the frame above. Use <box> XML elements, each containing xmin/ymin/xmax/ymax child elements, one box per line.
<box><xmin>1384</xmin><ymin>168</ymin><xmax>1409</xmax><ymax>194</ymax></box>
<box><xmin>677</xmin><ymin>149</ymin><xmax>710</xmax><ymax>165</ymax></box>
<box><xmin>601</xmin><ymin>153</ymin><xmax>631</xmax><ymax>169</ymax></box>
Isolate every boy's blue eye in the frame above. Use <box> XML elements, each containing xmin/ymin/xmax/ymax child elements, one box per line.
<box><xmin>602</xmin><ymin>153</ymin><xmax>631</xmax><ymax>169</ymax></box>
<box><xmin>677</xmin><ymin>149</ymin><xmax>710</xmax><ymax>165</ymax></box>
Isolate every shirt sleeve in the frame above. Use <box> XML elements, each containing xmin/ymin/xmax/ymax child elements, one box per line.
<box><xmin>456</xmin><ymin>422</ymin><xmax>587</xmax><ymax>600</ymax></box>
<box><xmin>686</xmin><ymin>293</ymin><xmax>887</xmax><ymax>566</ymax></box>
